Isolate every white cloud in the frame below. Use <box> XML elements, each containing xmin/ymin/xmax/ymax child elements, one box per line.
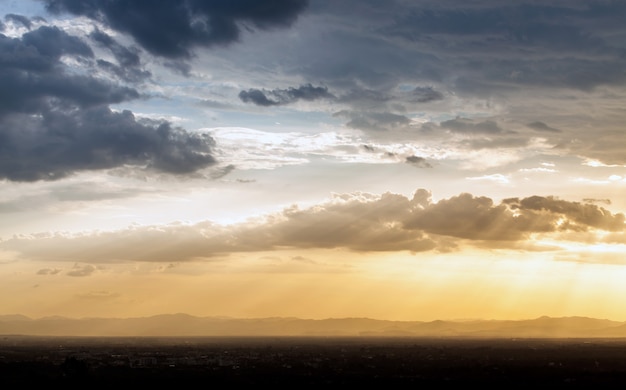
<box><xmin>466</xmin><ymin>174</ymin><xmax>511</xmax><ymax>184</ymax></box>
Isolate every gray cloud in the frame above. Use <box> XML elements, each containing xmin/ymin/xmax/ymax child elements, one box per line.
<box><xmin>378</xmin><ymin>1</ymin><xmax>626</xmax><ymax>91</ymax></box>
<box><xmin>335</xmin><ymin>86</ymin><xmax>444</xmax><ymax>112</ymax></box>
<box><xmin>504</xmin><ymin>196</ymin><xmax>626</xmax><ymax>232</ymax></box>
<box><xmin>95</xmin><ymin>59</ymin><xmax>152</xmax><ymax>84</ymax></box>
<box><xmin>527</xmin><ymin>121</ymin><xmax>561</xmax><ymax>133</ymax></box>
<box><xmin>4</xmin><ymin>189</ymin><xmax>623</xmax><ymax>262</ymax></box>
<box><xmin>336</xmin><ymin>88</ymin><xmax>391</xmax><ymax>108</ymax></box>
<box><xmin>440</xmin><ymin>118</ymin><xmax>506</xmax><ymax>135</ymax></box>
<box><xmin>37</xmin><ymin>268</ymin><xmax>62</xmax><ymax>275</ymax></box>
<box><xmin>5</xmin><ymin>13</ymin><xmax>32</xmax><ymax>29</ymax></box>
<box><xmin>258</xmin><ymin>0</ymin><xmax>626</xmax><ymax>107</ymax></box>
<box><xmin>409</xmin><ymin>86</ymin><xmax>444</xmax><ymax>103</ymax></box>
<box><xmin>0</xmin><ymin>25</ymin><xmax>90</xmax><ymax>73</ymax></box>
<box><xmin>67</xmin><ymin>264</ymin><xmax>97</xmax><ymax>277</ymax></box>
<box><xmin>44</xmin><ymin>0</ymin><xmax>309</xmax><ymax>59</ymax></box>
<box><xmin>238</xmin><ymin>89</ymin><xmax>278</xmax><ymax>106</ymax></box>
<box><xmin>0</xmin><ymin>25</ymin><xmax>217</xmax><ymax>181</ymax></box>
<box><xmin>89</xmin><ymin>28</ymin><xmax>151</xmax><ymax>83</ymax></box>
<box><xmin>239</xmin><ymin>83</ymin><xmax>333</xmax><ymax>106</ymax></box>
<box><xmin>405</xmin><ymin>156</ymin><xmax>433</xmax><ymax>168</ymax></box>
<box><xmin>0</xmin><ymin>107</ymin><xmax>216</xmax><ymax>181</ymax></box>
<box><xmin>89</xmin><ymin>28</ymin><xmax>139</xmax><ymax>67</ymax></box>
<box><xmin>0</xmin><ymin>26</ymin><xmax>136</xmax><ymax>117</ymax></box>
<box><xmin>333</xmin><ymin>110</ymin><xmax>411</xmax><ymax>132</ymax></box>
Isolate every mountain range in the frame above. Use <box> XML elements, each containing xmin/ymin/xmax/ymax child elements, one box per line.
<box><xmin>2</xmin><ymin>314</ymin><xmax>626</xmax><ymax>338</ymax></box>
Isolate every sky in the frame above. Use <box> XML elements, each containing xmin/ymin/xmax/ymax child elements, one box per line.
<box><xmin>0</xmin><ymin>0</ymin><xmax>625</xmax><ymax>323</ymax></box>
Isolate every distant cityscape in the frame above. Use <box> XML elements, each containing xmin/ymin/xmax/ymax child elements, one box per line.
<box><xmin>3</xmin><ymin>335</ymin><xmax>626</xmax><ymax>385</ymax></box>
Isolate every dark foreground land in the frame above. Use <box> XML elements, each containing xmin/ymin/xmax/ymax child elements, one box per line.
<box><xmin>3</xmin><ymin>336</ymin><xmax>626</xmax><ymax>387</ymax></box>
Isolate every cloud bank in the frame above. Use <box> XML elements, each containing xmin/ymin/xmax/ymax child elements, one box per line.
<box><xmin>3</xmin><ymin>189</ymin><xmax>624</xmax><ymax>263</ymax></box>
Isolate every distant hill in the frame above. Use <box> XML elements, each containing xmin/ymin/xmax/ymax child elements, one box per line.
<box><xmin>0</xmin><ymin>314</ymin><xmax>625</xmax><ymax>338</ymax></box>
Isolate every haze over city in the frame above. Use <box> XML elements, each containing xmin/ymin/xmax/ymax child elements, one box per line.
<box><xmin>1</xmin><ymin>0</ymin><xmax>625</xmax><ymax>329</ymax></box>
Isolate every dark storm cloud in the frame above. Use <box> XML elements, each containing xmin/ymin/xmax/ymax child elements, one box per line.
<box><xmin>382</xmin><ymin>1</ymin><xmax>625</xmax><ymax>54</ymax></box>
<box><xmin>89</xmin><ymin>28</ymin><xmax>140</xmax><ymax>67</ymax></box>
<box><xmin>0</xmin><ymin>107</ymin><xmax>216</xmax><ymax>181</ymax></box>
<box><xmin>0</xmin><ymin>25</ymin><xmax>139</xmax><ymax>115</ymax></box>
<box><xmin>296</xmin><ymin>1</ymin><xmax>626</xmax><ymax>99</ymax></box>
<box><xmin>0</xmin><ymin>25</ymin><xmax>216</xmax><ymax>181</ymax></box>
<box><xmin>4</xmin><ymin>189</ymin><xmax>624</xmax><ymax>262</ymax></box>
<box><xmin>96</xmin><ymin>59</ymin><xmax>152</xmax><ymax>83</ymax></box>
<box><xmin>44</xmin><ymin>0</ymin><xmax>309</xmax><ymax>59</ymax></box>
<box><xmin>0</xmin><ymin>68</ymin><xmax>139</xmax><ymax>116</ymax></box>
<box><xmin>239</xmin><ymin>84</ymin><xmax>333</xmax><ymax>106</ymax></box>
<box><xmin>238</xmin><ymin>89</ymin><xmax>279</xmax><ymax>106</ymax></box>
<box><xmin>0</xmin><ymin>25</ymin><xmax>93</xmax><ymax>74</ymax></box>
<box><xmin>88</xmin><ymin>29</ymin><xmax>152</xmax><ymax>83</ymax></box>
<box><xmin>387</xmin><ymin>1</ymin><xmax>626</xmax><ymax>92</ymax></box>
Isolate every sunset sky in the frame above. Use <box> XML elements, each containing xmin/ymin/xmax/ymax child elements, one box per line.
<box><xmin>1</xmin><ymin>0</ymin><xmax>626</xmax><ymax>323</ymax></box>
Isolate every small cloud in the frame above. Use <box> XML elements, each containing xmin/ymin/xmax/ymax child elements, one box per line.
<box><xmin>291</xmin><ymin>255</ymin><xmax>316</xmax><ymax>264</ymax></box>
<box><xmin>583</xmin><ymin>160</ymin><xmax>624</xmax><ymax>168</ymax></box>
<box><xmin>239</xmin><ymin>84</ymin><xmax>333</xmax><ymax>106</ymax></box>
<box><xmin>409</xmin><ymin>86</ymin><xmax>444</xmax><ymax>103</ymax></box>
<box><xmin>518</xmin><ymin>167</ymin><xmax>557</xmax><ymax>173</ymax></box>
<box><xmin>67</xmin><ymin>264</ymin><xmax>97</xmax><ymax>277</ymax></box>
<box><xmin>209</xmin><ymin>164</ymin><xmax>235</xmax><ymax>179</ymax></box>
<box><xmin>36</xmin><ymin>268</ymin><xmax>62</xmax><ymax>275</ymax></box>
<box><xmin>76</xmin><ymin>290</ymin><xmax>120</xmax><ymax>300</ymax></box>
<box><xmin>405</xmin><ymin>155</ymin><xmax>433</xmax><ymax>168</ymax></box>
<box><xmin>466</xmin><ymin>174</ymin><xmax>510</xmax><ymax>184</ymax></box>
<box><xmin>527</xmin><ymin>121</ymin><xmax>561</xmax><ymax>133</ymax></box>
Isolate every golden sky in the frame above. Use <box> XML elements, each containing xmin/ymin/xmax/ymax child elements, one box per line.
<box><xmin>0</xmin><ymin>0</ymin><xmax>625</xmax><ymax>323</ymax></box>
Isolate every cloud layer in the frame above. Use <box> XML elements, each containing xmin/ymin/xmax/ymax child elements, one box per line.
<box><xmin>44</xmin><ymin>0</ymin><xmax>309</xmax><ymax>59</ymax></box>
<box><xmin>4</xmin><ymin>189</ymin><xmax>624</xmax><ymax>263</ymax></box>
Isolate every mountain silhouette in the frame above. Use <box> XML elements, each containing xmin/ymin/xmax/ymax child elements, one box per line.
<box><xmin>1</xmin><ymin>314</ymin><xmax>625</xmax><ymax>338</ymax></box>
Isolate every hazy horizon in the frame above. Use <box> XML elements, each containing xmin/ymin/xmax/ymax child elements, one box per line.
<box><xmin>1</xmin><ymin>1</ymin><xmax>626</xmax><ymax>325</ymax></box>
<box><xmin>5</xmin><ymin>312</ymin><xmax>626</xmax><ymax>339</ymax></box>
